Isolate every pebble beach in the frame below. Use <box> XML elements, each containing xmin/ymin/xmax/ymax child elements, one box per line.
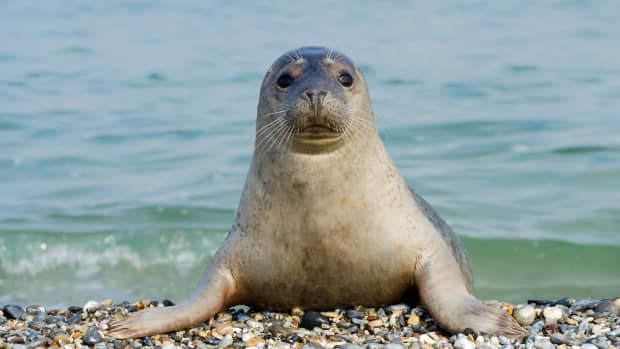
<box><xmin>1</xmin><ymin>298</ymin><xmax>618</xmax><ymax>349</ymax></box>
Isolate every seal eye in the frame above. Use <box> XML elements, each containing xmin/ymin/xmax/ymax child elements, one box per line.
<box><xmin>338</xmin><ymin>72</ymin><xmax>354</xmax><ymax>87</ymax></box>
<box><xmin>276</xmin><ymin>74</ymin><xmax>294</xmax><ymax>88</ymax></box>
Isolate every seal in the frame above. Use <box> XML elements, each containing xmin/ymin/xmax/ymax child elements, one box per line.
<box><xmin>107</xmin><ymin>46</ymin><xmax>526</xmax><ymax>339</ymax></box>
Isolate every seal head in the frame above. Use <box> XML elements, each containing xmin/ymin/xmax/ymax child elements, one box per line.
<box><xmin>256</xmin><ymin>47</ymin><xmax>372</xmax><ymax>154</ymax></box>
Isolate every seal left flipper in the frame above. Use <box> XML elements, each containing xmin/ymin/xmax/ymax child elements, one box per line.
<box><xmin>106</xmin><ymin>265</ymin><xmax>237</xmax><ymax>339</ymax></box>
<box><xmin>415</xmin><ymin>249</ymin><xmax>526</xmax><ymax>338</ymax></box>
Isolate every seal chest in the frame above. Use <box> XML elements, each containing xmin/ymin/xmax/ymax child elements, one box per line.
<box><xmin>233</xmin><ymin>150</ymin><xmax>419</xmax><ymax>309</ymax></box>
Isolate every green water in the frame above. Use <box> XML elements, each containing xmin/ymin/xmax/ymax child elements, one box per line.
<box><xmin>1</xmin><ymin>1</ymin><xmax>619</xmax><ymax>308</ymax></box>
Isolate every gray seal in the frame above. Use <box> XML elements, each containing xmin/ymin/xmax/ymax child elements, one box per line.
<box><xmin>107</xmin><ymin>46</ymin><xmax>525</xmax><ymax>339</ymax></box>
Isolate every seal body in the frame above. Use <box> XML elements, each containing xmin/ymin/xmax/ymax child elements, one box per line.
<box><xmin>108</xmin><ymin>46</ymin><xmax>525</xmax><ymax>339</ymax></box>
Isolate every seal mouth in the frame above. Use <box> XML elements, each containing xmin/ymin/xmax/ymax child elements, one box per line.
<box><xmin>296</xmin><ymin>125</ymin><xmax>341</xmax><ymax>140</ymax></box>
<box><xmin>299</xmin><ymin>125</ymin><xmax>338</xmax><ymax>136</ymax></box>
<box><xmin>292</xmin><ymin>123</ymin><xmax>344</xmax><ymax>153</ymax></box>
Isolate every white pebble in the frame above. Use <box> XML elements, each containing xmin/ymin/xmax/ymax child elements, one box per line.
<box><xmin>581</xmin><ymin>344</ymin><xmax>598</xmax><ymax>349</ymax></box>
<box><xmin>419</xmin><ymin>334</ymin><xmax>435</xmax><ymax>345</ymax></box>
<box><xmin>161</xmin><ymin>343</ymin><xmax>177</xmax><ymax>349</ymax></box>
<box><xmin>83</xmin><ymin>300</ymin><xmax>100</xmax><ymax>313</ymax></box>
<box><xmin>218</xmin><ymin>334</ymin><xmax>233</xmax><ymax>348</ymax></box>
<box><xmin>542</xmin><ymin>306</ymin><xmax>562</xmax><ymax>325</ymax></box>
<box><xmin>454</xmin><ymin>336</ymin><xmax>475</xmax><ymax>349</ymax></box>
<box><xmin>513</xmin><ymin>304</ymin><xmax>536</xmax><ymax>326</ymax></box>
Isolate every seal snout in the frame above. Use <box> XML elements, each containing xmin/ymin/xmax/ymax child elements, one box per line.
<box><xmin>302</xmin><ymin>89</ymin><xmax>330</xmax><ymax>127</ymax></box>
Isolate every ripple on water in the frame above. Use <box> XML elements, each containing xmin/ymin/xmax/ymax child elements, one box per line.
<box><xmin>551</xmin><ymin>145</ymin><xmax>617</xmax><ymax>156</ymax></box>
<box><xmin>441</xmin><ymin>82</ymin><xmax>488</xmax><ymax>98</ymax></box>
<box><xmin>507</xmin><ymin>65</ymin><xmax>540</xmax><ymax>74</ymax></box>
<box><xmin>60</xmin><ymin>45</ymin><xmax>94</xmax><ymax>55</ymax></box>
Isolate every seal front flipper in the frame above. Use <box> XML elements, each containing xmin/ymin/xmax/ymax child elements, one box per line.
<box><xmin>415</xmin><ymin>249</ymin><xmax>526</xmax><ymax>338</ymax></box>
<box><xmin>106</xmin><ymin>265</ymin><xmax>237</xmax><ymax>339</ymax></box>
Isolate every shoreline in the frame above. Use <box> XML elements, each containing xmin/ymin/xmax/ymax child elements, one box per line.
<box><xmin>1</xmin><ymin>298</ymin><xmax>618</xmax><ymax>348</ymax></box>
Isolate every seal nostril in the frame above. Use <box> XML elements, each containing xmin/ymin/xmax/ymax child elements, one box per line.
<box><xmin>305</xmin><ymin>91</ymin><xmax>327</xmax><ymax>104</ymax></box>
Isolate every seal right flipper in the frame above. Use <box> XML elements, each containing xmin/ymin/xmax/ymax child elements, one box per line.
<box><xmin>415</xmin><ymin>248</ymin><xmax>526</xmax><ymax>338</ymax></box>
<box><xmin>106</xmin><ymin>265</ymin><xmax>237</xmax><ymax>339</ymax></box>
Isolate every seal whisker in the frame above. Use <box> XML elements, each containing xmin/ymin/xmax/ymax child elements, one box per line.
<box><xmin>348</xmin><ymin>116</ymin><xmax>374</xmax><ymax>133</ymax></box>
<box><xmin>255</xmin><ymin>116</ymin><xmax>283</xmax><ymax>135</ymax></box>
<box><xmin>258</xmin><ymin>121</ymin><xmax>290</xmax><ymax>156</ymax></box>
<box><xmin>334</xmin><ymin>122</ymin><xmax>352</xmax><ymax>156</ymax></box>
<box><xmin>268</xmin><ymin>121</ymin><xmax>293</xmax><ymax>154</ymax></box>
<box><xmin>264</xmin><ymin>109</ymin><xmax>289</xmax><ymax>117</ymax></box>
<box><xmin>255</xmin><ymin>117</ymin><xmax>288</xmax><ymax>140</ymax></box>
<box><xmin>255</xmin><ymin>125</ymin><xmax>285</xmax><ymax>155</ymax></box>
<box><xmin>254</xmin><ymin>121</ymin><xmax>288</xmax><ymax>155</ymax></box>
<box><xmin>282</xmin><ymin>123</ymin><xmax>295</xmax><ymax>153</ymax></box>
<box><xmin>256</xmin><ymin>117</ymin><xmax>286</xmax><ymax>136</ymax></box>
<box><xmin>326</xmin><ymin>47</ymin><xmax>334</xmax><ymax>61</ymax></box>
<box><xmin>274</xmin><ymin>120</ymin><xmax>293</xmax><ymax>154</ymax></box>
<box><xmin>343</xmin><ymin>117</ymin><xmax>363</xmax><ymax>143</ymax></box>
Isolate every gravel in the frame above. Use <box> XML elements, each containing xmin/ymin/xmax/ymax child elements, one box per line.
<box><xmin>0</xmin><ymin>297</ymin><xmax>617</xmax><ymax>348</ymax></box>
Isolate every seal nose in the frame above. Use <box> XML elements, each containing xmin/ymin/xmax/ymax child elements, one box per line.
<box><xmin>303</xmin><ymin>90</ymin><xmax>329</xmax><ymax>125</ymax></box>
<box><xmin>304</xmin><ymin>90</ymin><xmax>328</xmax><ymax>105</ymax></box>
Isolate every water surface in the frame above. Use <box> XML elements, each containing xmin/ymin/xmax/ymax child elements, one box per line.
<box><xmin>1</xmin><ymin>1</ymin><xmax>619</xmax><ymax>308</ymax></box>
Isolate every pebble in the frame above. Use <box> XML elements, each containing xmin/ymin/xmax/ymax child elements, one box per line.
<box><xmin>68</xmin><ymin>305</ymin><xmax>83</xmax><ymax>313</ymax></box>
<box><xmin>25</xmin><ymin>304</ymin><xmax>46</xmax><ymax>315</ymax></box>
<box><xmin>302</xmin><ymin>344</ymin><xmax>326</xmax><ymax>349</ymax></box>
<box><xmin>514</xmin><ymin>305</ymin><xmax>537</xmax><ymax>326</ymax></box>
<box><xmin>582</xmin><ymin>344</ymin><xmax>599</xmax><ymax>349</ymax></box>
<box><xmin>552</xmin><ymin>298</ymin><xmax>575</xmax><ymax>307</ymax></box>
<box><xmin>533</xmin><ymin>337</ymin><xmax>553</xmax><ymax>349</ymax></box>
<box><xmin>83</xmin><ymin>328</ymin><xmax>103</xmax><ymax>345</ymax></box>
<box><xmin>2</xmin><ymin>304</ymin><xmax>25</xmax><ymax>319</ymax></box>
<box><xmin>455</xmin><ymin>336</ymin><xmax>476</xmax><ymax>349</ymax></box>
<box><xmin>217</xmin><ymin>334</ymin><xmax>233</xmax><ymax>348</ymax></box>
<box><xmin>588</xmin><ymin>337</ymin><xmax>610</xmax><ymax>349</ymax></box>
<box><xmin>346</xmin><ymin>310</ymin><xmax>364</xmax><ymax>319</ymax></box>
<box><xmin>573</xmin><ymin>299</ymin><xmax>600</xmax><ymax>311</ymax></box>
<box><xmin>0</xmin><ymin>298</ymin><xmax>617</xmax><ymax>348</ymax></box>
<box><xmin>67</xmin><ymin>313</ymin><xmax>82</xmax><ymax>324</ymax></box>
<box><xmin>529</xmin><ymin>320</ymin><xmax>545</xmax><ymax>336</ymax></box>
<box><xmin>83</xmin><ymin>300</ymin><xmax>101</xmax><ymax>313</ymax></box>
<box><xmin>300</xmin><ymin>311</ymin><xmax>329</xmax><ymax>329</ymax></box>
<box><xmin>336</xmin><ymin>345</ymin><xmax>364</xmax><ymax>349</ymax></box>
<box><xmin>408</xmin><ymin>313</ymin><xmax>420</xmax><ymax>326</ymax></box>
<box><xmin>542</xmin><ymin>306</ymin><xmax>563</xmax><ymax>325</ymax></box>
<box><xmin>595</xmin><ymin>300</ymin><xmax>618</xmax><ymax>316</ymax></box>
<box><xmin>384</xmin><ymin>344</ymin><xmax>405</xmax><ymax>349</ymax></box>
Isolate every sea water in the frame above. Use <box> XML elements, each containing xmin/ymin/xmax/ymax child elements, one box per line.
<box><xmin>1</xmin><ymin>1</ymin><xmax>619</xmax><ymax>308</ymax></box>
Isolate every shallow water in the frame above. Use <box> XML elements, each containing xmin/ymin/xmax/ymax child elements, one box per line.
<box><xmin>1</xmin><ymin>1</ymin><xmax>619</xmax><ymax>308</ymax></box>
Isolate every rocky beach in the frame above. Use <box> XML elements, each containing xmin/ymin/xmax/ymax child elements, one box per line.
<box><xmin>1</xmin><ymin>298</ymin><xmax>618</xmax><ymax>349</ymax></box>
